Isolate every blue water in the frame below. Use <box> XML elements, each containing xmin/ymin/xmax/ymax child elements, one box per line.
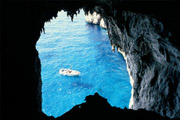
<box><xmin>36</xmin><ymin>10</ymin><xmax>131</xmax><ymax>118</ymax></box>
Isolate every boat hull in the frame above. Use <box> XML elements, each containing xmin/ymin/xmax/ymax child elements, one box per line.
<box><xmin>59</xmin><ymin>69</ymin><xmax>80</xmax><ymax>76</ymax></box>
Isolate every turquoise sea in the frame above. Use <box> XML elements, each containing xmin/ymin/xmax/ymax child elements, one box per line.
<box><xmin>36</xmin><ymin>10</ymin><xmax>131</xmax><ymax>118</ymax></box>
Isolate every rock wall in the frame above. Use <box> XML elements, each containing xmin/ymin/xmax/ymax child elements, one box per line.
<box><xmin>103</xmin><ymin>8</ymin><xmax>180</xmax><ymax>119</ymax></box>
<box><xmin>84</xmin><ymin>1</ymin><xmax>180</xmax><ymax>118</ymax></box>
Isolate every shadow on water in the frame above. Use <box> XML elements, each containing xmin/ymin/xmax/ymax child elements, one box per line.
<box><xmin>71</xmin><ymin>81</ymin><xmax>93</xmax><ymax>89</ymax></box>
<box><xmin>60</xmin><ymin>75</ymin><xmax>93</xmax><ymax>89</ymax></box>
<box><xmin>85</xmin><ymin>23</ymin><xmax>102</xmax><ymax>31</ymax></box>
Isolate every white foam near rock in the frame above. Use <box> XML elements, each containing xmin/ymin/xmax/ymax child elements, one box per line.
<box><xmin>85</xmin><ymin>11</ymin><xmax>101</xmax><ymax>24</ymax></box>
<box><xmin>100</xmin><ymin>18</ymin><xmax>107</xmax><ymax>29</ymax></box>
<box><xmin>85</xmin><ymin>11</ymin><xmax>106</xmax><ymax>29</ymax></box>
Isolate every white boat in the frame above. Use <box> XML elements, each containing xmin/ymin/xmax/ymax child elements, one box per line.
<box><xmin>59</xmin><ymin>69</ymin><xmax>80</xmax><ymax>76</ymax></box>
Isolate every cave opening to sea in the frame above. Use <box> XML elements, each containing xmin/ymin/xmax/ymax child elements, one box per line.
<box><xmin>36</xmin><ymin>10</ymin><xmax>131</xmax><ymax>118</ymax></box>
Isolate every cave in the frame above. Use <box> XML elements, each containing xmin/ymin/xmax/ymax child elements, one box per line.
<box><xmin>1</xmin><ymin>0</ymin><xmax>180</xmax><ymax>120</ymax></box>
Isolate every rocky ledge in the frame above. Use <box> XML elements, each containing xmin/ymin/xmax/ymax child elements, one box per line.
<box><xmin>40</xmin><ymin>93</ymin><xmax>174</xmax><ymax>120</ymax></box>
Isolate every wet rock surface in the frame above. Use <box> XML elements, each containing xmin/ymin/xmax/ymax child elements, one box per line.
<box><xmin>105</xmin><ymin>11</ymin><xmax>180</xmax><ymax>118</ymax></box>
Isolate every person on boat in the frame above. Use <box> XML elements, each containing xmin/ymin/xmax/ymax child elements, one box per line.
<box><xmin>66</xmin><ymin>70</ymin><xmax>72</xmax><ymax>74</ymax></box>
<box><xmin>68</xmin><ymin>70</ymin><xmax>72</xmax><ymax>73</ymax></box>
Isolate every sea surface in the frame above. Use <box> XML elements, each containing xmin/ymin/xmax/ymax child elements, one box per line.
<box><xmin>36</xmin><ymin>10</ymin><xmax>131</xmax><ymax>118</ymax></box>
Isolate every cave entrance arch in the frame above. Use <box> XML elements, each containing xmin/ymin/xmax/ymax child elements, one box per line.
<box><xmin>36</xmin><ymin>10</ymin><xmax>131</xmax><ymax>118</ymax></box>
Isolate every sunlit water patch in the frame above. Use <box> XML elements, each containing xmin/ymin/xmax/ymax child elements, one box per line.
<box><xmin>36</xmin><ymin>10</ymin><xmax>131</xmax><ymax>118</ymax></box>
